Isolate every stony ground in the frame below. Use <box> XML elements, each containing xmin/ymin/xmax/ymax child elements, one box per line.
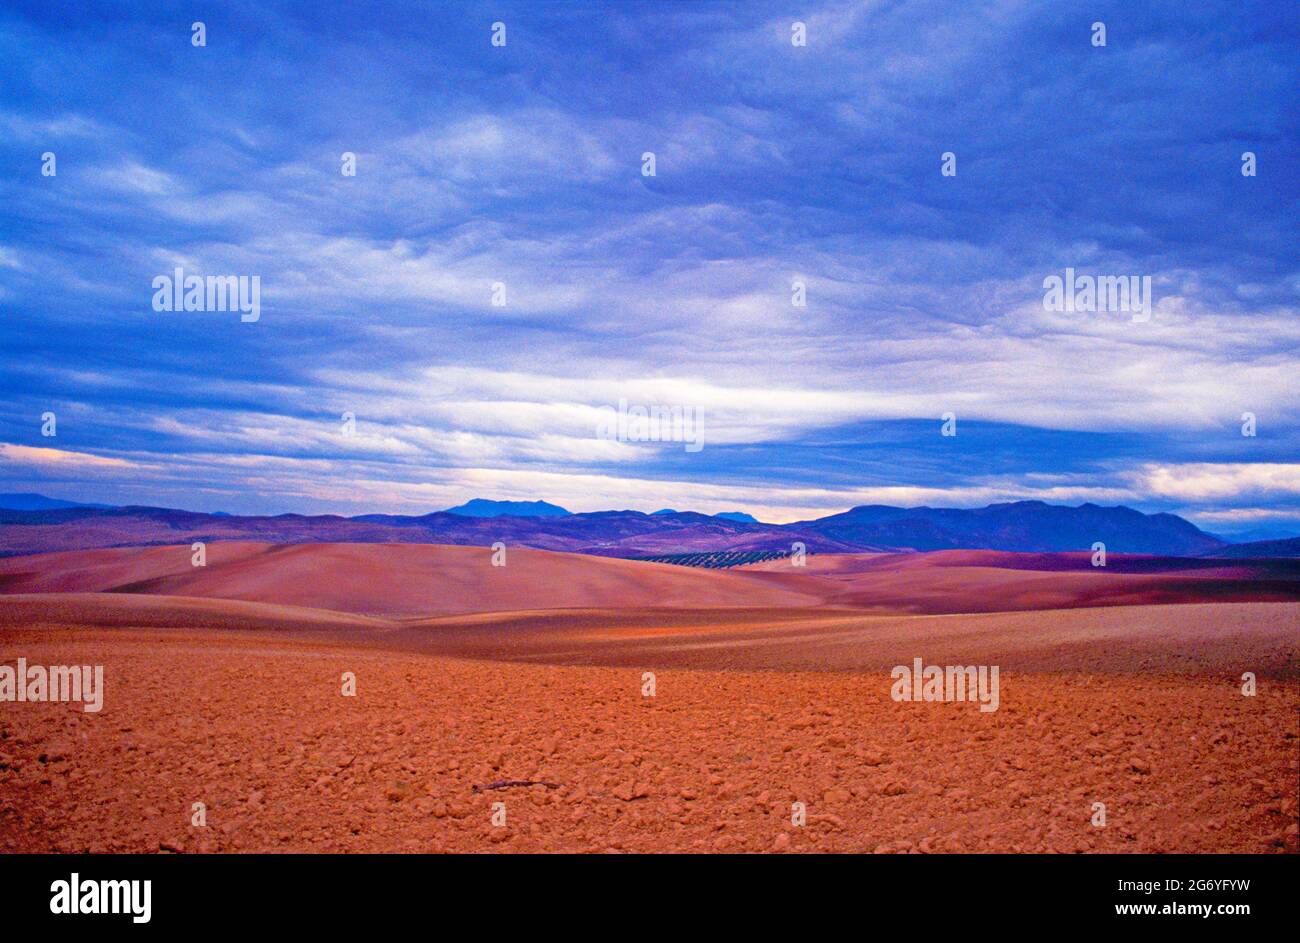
<box><xmin>2</xmin><ymin>627</ymin><xmax>1295</xmax><ymax>853</ymax></box>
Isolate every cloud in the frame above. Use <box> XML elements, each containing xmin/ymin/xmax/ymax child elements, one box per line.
<box><xmin>1135</xmin><ymin>463</ymin><xmax>1300</xmax><ymax>501</ymax></box>
<box><xmin>89</xmin><ymin>161</ymin><xmax>179</xmax><ymax>197</ymax></box>
<box><xmin>0</xmin><ymin>2</ymin><xmax>1294</xmax><ymax>518</ymax></box>
<box><xmin>1190</xmin><ymin>507</ymin><xmax>1300</xmax><ymax>524</ymax></box>
<box><xmin>0</xmin><ymin>444</ymin><xmax>136</xmax><ymax>470</ymax></box>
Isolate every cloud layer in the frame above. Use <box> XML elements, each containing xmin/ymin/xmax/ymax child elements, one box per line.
<box><xmin>0</xmin><ymin>1</ymin><xmax>1296</xmax><ymax>535</ymax></box>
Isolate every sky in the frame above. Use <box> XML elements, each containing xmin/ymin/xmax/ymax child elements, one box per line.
<box><xmin>0</xmin><ymin>0</ymin><xmax>1297</xmax><ymax>535</ymax></box>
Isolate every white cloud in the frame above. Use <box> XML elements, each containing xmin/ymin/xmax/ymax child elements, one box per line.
<box><xmin>1134</xmin><ymin>463</ymin><xmax>1300</xmax><ymax>501</ymax></box>
<box><xmin>0</xmin><ymin>443</ymin><xmax>137</xmax><ymax>470</ymax></box>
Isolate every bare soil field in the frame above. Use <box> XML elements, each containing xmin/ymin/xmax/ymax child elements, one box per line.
<box><xmin>0</xmin><ymin>625</ymin><xmax>1294</xmax><ymax>854</ymax></box>
<box><xmin>2</xmin><ymin>543</ymin><xmax>1296</xmax><ymax>618</ymax></box>
<box><xmin>0</xmin><ymin>544</ymin><xmax>1296</xmax><ymax>854</ymax></box>
<box><xmin>744</xmin><ymin>550</ymin><xmax>1300</xmax><ymax>613</ymax></box>
<box><xmin>0</xmin><ymin>542</ymin><xmax>824</xmax><ymax>616</ymax></box>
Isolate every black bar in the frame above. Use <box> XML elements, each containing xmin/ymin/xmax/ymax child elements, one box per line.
<box><xmin>0</xmin><ymin>852</ymin><xmax>1289</xmax><ymax>929</ymax></box>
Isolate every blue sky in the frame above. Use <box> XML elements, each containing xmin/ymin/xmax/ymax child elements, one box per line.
<box><xmin>0</xmin><ymin>1</ymin><xmax>1296</xmax><ymax>535</ymax></box>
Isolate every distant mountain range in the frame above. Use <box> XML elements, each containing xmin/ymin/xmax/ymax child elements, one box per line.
<box><xmin>653</xmin><ymin>509</ymin><xmax>760</xmax><ymax>523</ymax></box>
<box><xmin>793</xmin><ymin>502</ymin><xmax>1225</xmax><ymax>556</ymax></box>
<box><xmin>0</xmin><ymin>494</ymin><xmax>1269</xmax><ymax>558</ymax></box>
<box><xmin>1197</xmin><ymin>536</ymin><xmax>1300</xmax><ymax>559</ymax></box>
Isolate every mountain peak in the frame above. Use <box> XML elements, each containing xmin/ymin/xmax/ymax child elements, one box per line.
<box><xmin>442</xmin><ymin>499</ymin><xmax>571</xmax><ymax>518</ymax></box>
<box><xmin>0</xmin><ymin>492</ymin><xmax>109</xmax><ymax>511</ymax></box>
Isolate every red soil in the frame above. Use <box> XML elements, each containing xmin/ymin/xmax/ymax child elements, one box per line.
<box><xmin>1</xmin><ymin>543</ymin><xmax>1294</xmax><ymax>619</ymax></box>
<box><xmin>745</xmin><ymin>551</ymin><xmax>1300</xmax><ymax>613</ymax></box>
<box><xmin>0</xmin><ymin>543</ymin><xmax>1296</xmax><ymax>853</ymax></box>
<box><xmin>0</xmin><ymin>542</ymin><xmax>823</xmax><ymax>616</ymax></box>
<box><xmin>0</xmin><ymin>625</ymin><xmax>1294</xmax><ymax>854</ymax></box>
